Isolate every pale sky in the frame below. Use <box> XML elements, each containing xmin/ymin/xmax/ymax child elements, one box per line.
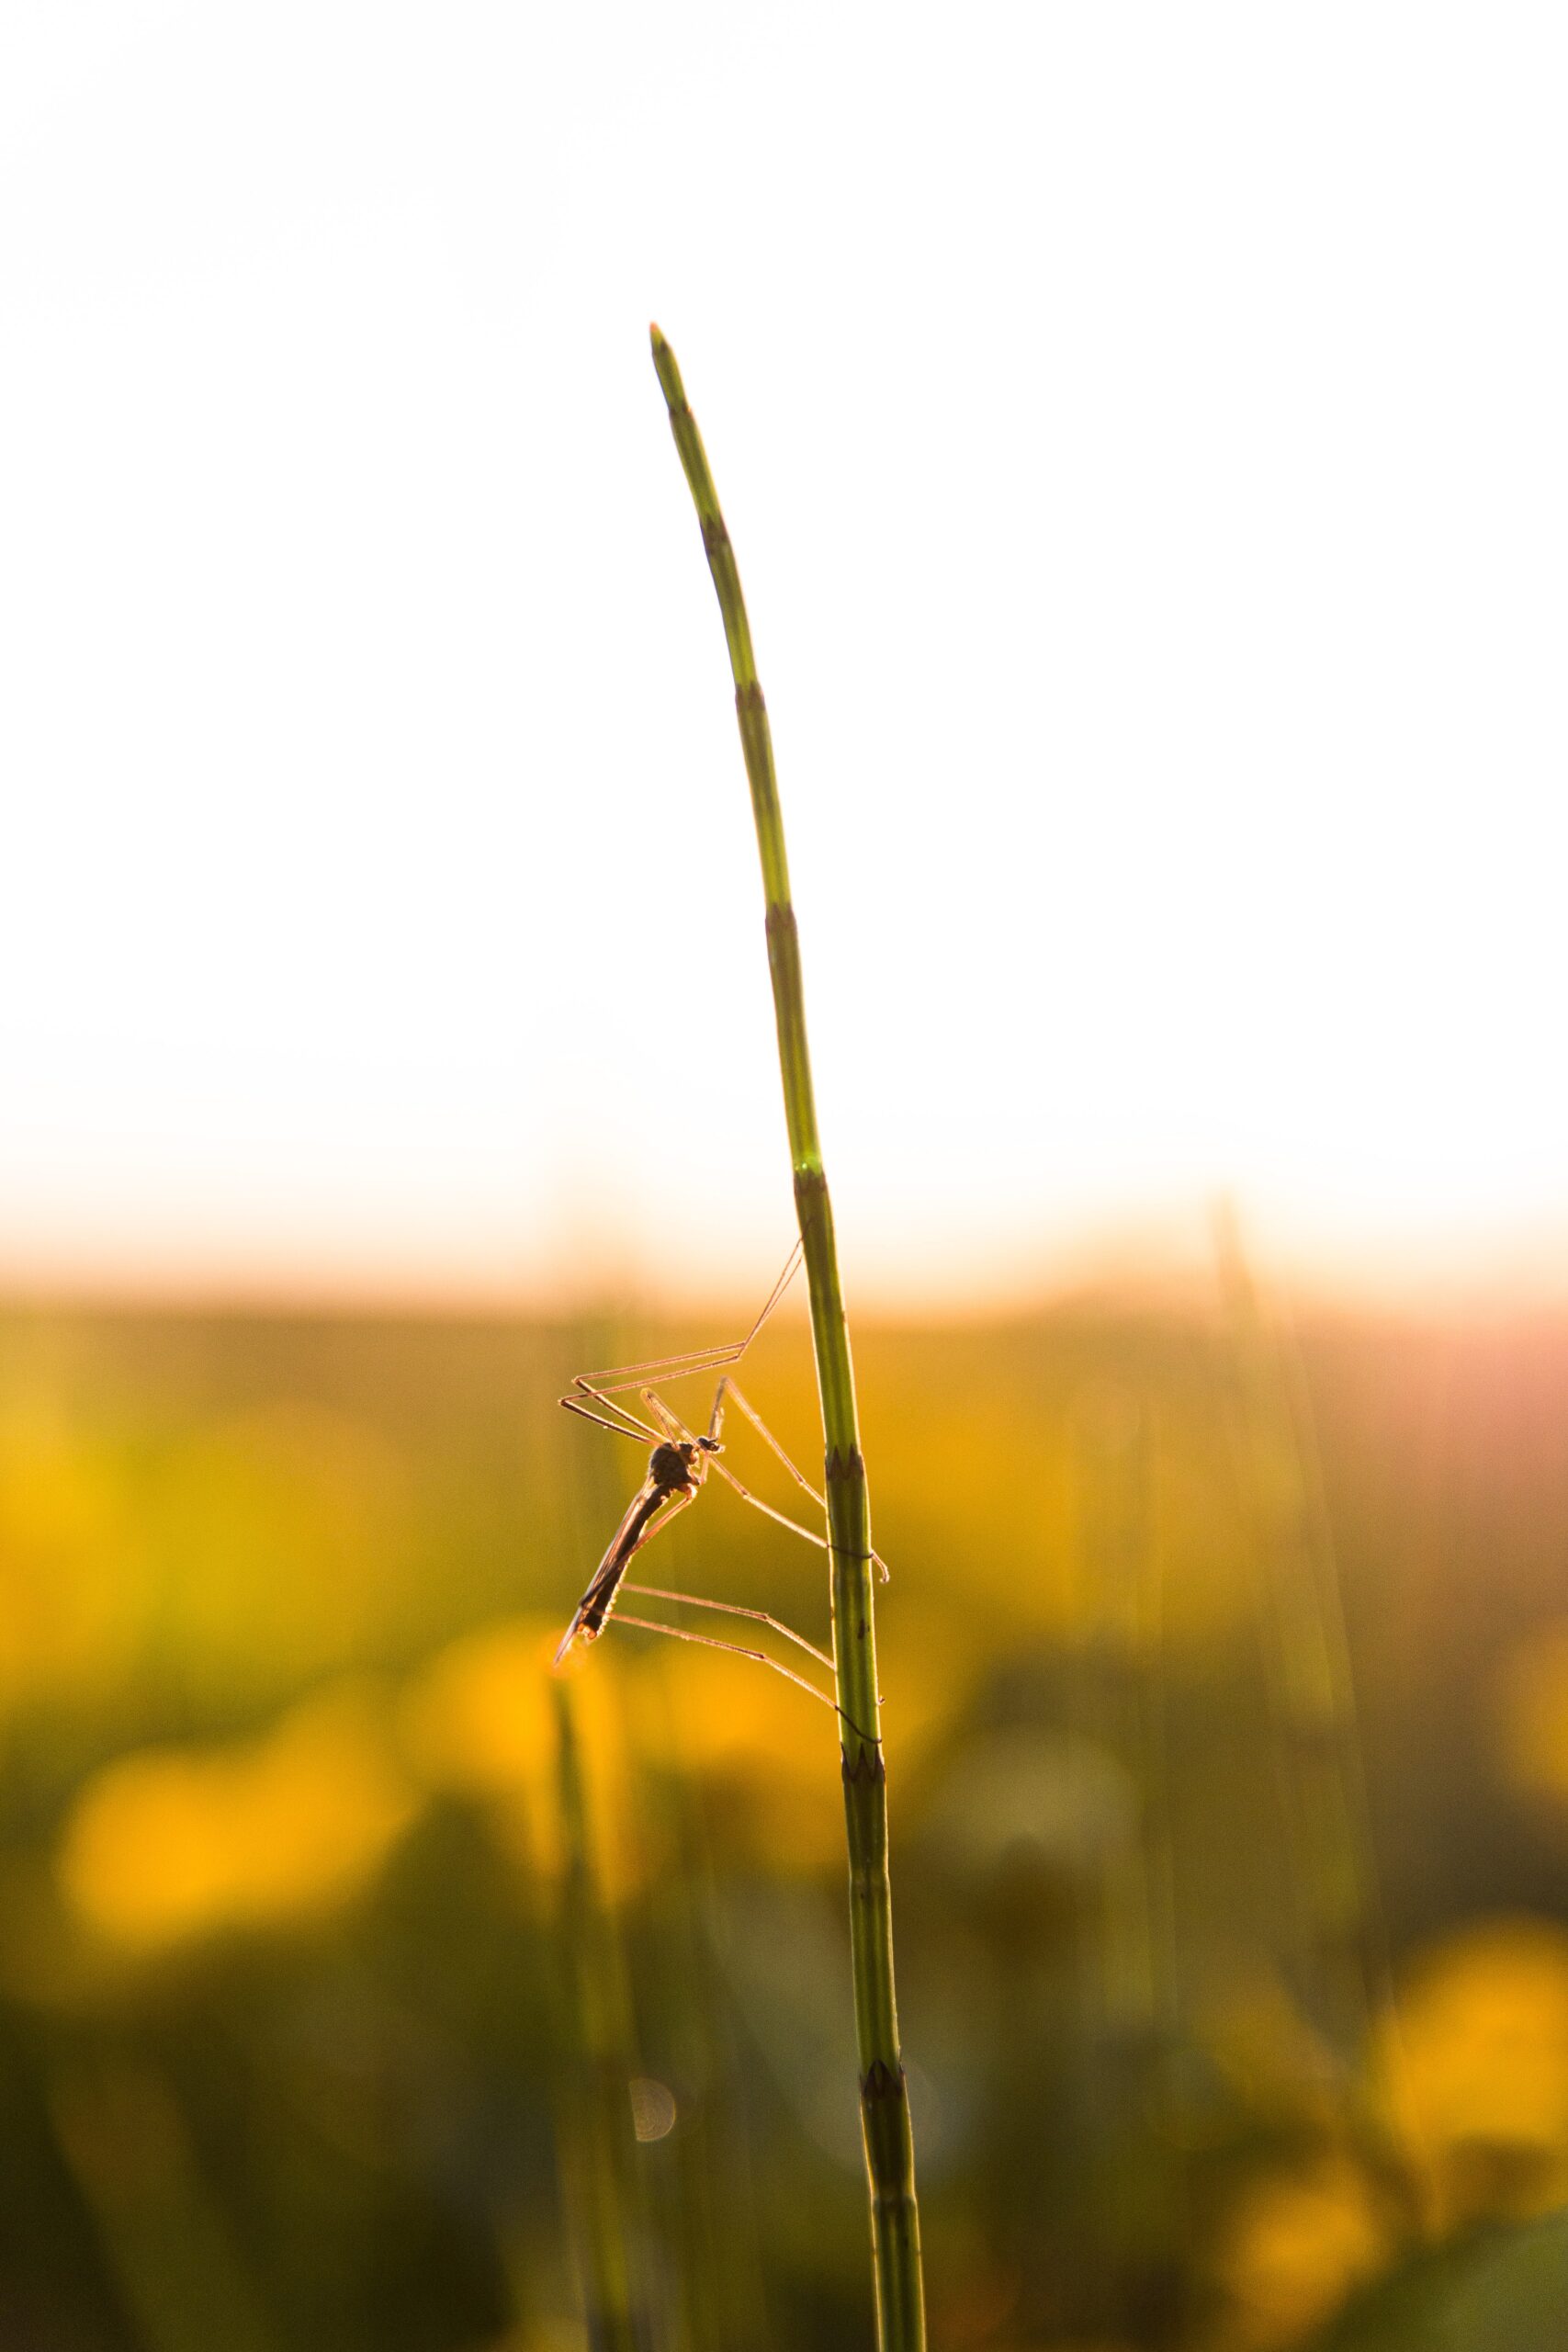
<box><xmin>4</xmin><ymin>4</ymin><xmax>1566</xmax><ymax>1311</ymax></box>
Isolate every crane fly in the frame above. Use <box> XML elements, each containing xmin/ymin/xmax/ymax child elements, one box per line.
<box><xmin>553</xmin><ymin>1237</ymin><xmax>886</xmax><ymax>1725</ymax></box>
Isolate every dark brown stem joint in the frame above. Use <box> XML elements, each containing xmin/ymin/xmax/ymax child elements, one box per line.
<box><xmin>860</xmin><ymin>2058</ymin><xmax>907</xmax><ymax>2106</ymax></box>
<box><xmin>841</xmin><ymin>1740</ymin><xmax>886</xmax><ymax>1786</ymax></box>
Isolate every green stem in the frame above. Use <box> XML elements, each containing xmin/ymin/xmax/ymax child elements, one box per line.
<box><xmin>650</xmin><ymin>324</ymin><xmax>925</xmax><ymax>2352</ymax></box>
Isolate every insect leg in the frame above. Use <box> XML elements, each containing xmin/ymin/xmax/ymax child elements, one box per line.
<box><xmin>572</xmin><ymin>1233</ymin><xmax>805</xmax><ymax>1396</ymax></box>
<box><xmin>560</xmin><ymin>1390</ymin><xmax>663</xmax><ymax>1447</ymax></box>
<box><xmin>637</xmin><ymin>1382</ymin><xmax>727</xmax><ymax>1451</ymax></box>
<box><xmin>622</xmin><ymin>1579</ymin><xmax>837</xmax><ymax>1676</ymax></box>
<box><xmin>640</xmin><ymin>1388</ymin><xmax>695</xmax><ymax>1445</ymax></box>
<box><xmin>705</xmin><ymin>1456</ymin><xmax>830</xmax><ymax>1554</ymax></box>
<box><xmin>609</xmin><ymin>1610</ymin><xmax>873</xmax><ymax>1742</ymax></box>
<box><xmin>720</xmin><ymin>1380</ymin><xmax>891</xmax><ymax>1582</ymax></box>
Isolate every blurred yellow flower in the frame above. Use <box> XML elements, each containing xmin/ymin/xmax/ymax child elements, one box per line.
<box><xmin>401</xmin><ymin>1616</ymin><xmax>560</xmax><ymax>1799</ymax></box>
<box><xmin>58</xmin><ymin>1681</ymin><xmax>418</xmax><ymax>1951</ymax></box>
<box><xmin>653</xmin><ymin>1645</ymin><xmax>844</xmax><ymax>1871</ymax></box>
<box><xmin>1377</xmin><ymin>1916</ymin><xmax>1568</xmax><ymax>2231</ymax></box>
<box><xmin>1204</xmin><ymin>1972</ymin><xmax>1348</xmax><ymax>2131</ymax></box>
<box><xmin>1212</xmin><ymin>2152</ymin><xmax>1392</xmax><ymax>2347</ymax></box>
<box><xmin>401</xmin><ymin>1618</ymin><xmax>649</xmax><ymax>1900</ymax></box>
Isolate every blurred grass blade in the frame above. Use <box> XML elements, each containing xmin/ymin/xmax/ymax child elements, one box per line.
<box><xmin>49</xmin><ymin>2053</ymin><xmax>280</xmax><ymax>2352</ymax></box>
<box><xmin>640</xmin><ymin>1683</ymin><xmax>773</xmax><ymax>2352</ymax></box>
<box><xmin>552</xmin><ymin>1675</ymin><xmax>657</xmax><ymax>2352</ymax></box>
<box><xmin>1214</xmin><ymin>1206</ymin><xmax>1388</xmax><ymax>2066</ymax></box>
<box><xmin>650</xmin><ymin>324</ymin><xmax>926</xmax><ymax>2352</ymax></box>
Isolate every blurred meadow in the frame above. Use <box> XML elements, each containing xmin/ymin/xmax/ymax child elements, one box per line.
<box><xmin>6</xmin><ymin>1250</ymin><xmax>1568</xmax><ymax>2350</ymax></box>
<box><xmin>7</xmin><ymin>9</ymin><xmax>1568</xmax><ymax>2348</ymax></box>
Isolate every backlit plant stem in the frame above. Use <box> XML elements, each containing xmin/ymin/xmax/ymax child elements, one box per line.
<box><xmin>650</xmin><ymin>326</ymin><xmax>926</xmax><ymax>2352</ymax></box>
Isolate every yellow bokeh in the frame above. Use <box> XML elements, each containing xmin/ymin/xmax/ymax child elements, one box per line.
<box><xmin>401</xmin><ymin>1618</ymin><xmax>649</xmax><ymax>1900</ymax></box>
<box><xmin>650</xmin><ymin>1643</ymin><xmax>847</xmax><ymax>1872</ymax></box>
<box><xmin>0</xmin><ymin>1406</ymin><xmax>144</xmax><ymax>1713</ymax></box>
<box><xmin>1203</xmin><ymin>1972</ymin><xmax>1349</xmax><ymax>2132</ymax></box>
<box><xmin>1377</xmin><ymin>1916</ymin><xmax>1568</xmax><ymax>2231</ymax></box>
<box><xmin>0</xmin><ymin>1398</ymin><xmax>412</xmax><ymax>1723</ymax></box>
<box><xmin>58</xmin><ymin>1680</ymin><xmax>418</xmax><ymax>1951</ymax></box>
<box><xmin>401</xmin><ymin>1616</ymin><xmax>561</xmax><ymax>1801</ymax></box>
<box><xmin>1495</xmin><ymin>1623</ymin><xmax>1568</xmax><ymax>1806</ymax></box>
<box><xmin>1212</xmin><ymin>2152</ymin><xmax>1392</xmax><ymax>2348</ymax></box>
<box><xmin>145</xmin><ymin>1404</ymin><xmax>409</xmax><ymax>1699</ymax></box>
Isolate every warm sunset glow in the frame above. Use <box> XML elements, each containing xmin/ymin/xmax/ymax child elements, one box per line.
<box><xmin>5</xmin><ymin>6</ymin><xmax>1565</xmax><ymax>1309</ymax></box>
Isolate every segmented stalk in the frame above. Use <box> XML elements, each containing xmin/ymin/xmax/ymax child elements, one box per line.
<box><xmin>649</xmin><ymin>326</ymin><xmax>925</xmax><ymax>2352</ymax></box>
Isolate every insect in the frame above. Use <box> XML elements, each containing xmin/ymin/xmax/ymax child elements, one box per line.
<box><xmin>553</xmin><ymin>1238</ymin><xmax>886</xmax><ymax>1719</ymax></box>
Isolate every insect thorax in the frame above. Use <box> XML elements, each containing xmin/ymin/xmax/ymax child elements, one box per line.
<box><xmin>649</xmin><ymin>1440</ymin><xmax>697</xmax><ymax>1492</ymax></box>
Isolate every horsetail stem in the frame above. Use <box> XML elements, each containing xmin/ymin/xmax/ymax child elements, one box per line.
<box><xmin>649</xmin><ymin>325</ymin><xmax>926</xmax><ymax>2352</ymax></box>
